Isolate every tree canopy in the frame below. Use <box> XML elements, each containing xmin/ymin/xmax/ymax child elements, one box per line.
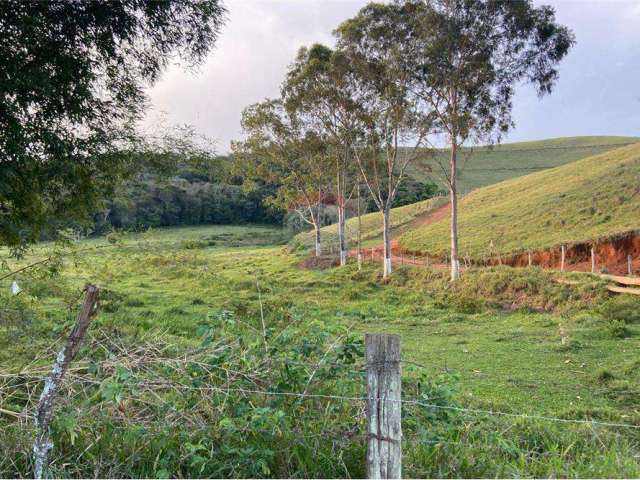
<box><xmin>0</xmin><ymin>0</ymin><xmax>226</xmax><ymax>251</ymax></box>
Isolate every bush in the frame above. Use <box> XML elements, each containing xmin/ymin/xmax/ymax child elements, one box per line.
<box><xmin>598</xmin><ymin>296</ymin><xmax>640</xmax><ymax>324</ymax></box>
<box><xmin>606</xmin><ymin>319</ymin><xmax>630</xmax><ymax>338</ymax></box>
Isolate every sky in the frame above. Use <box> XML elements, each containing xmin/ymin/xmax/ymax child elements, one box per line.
<box><xmin>143</xmin><ymin>0</ymin><xmax>640</xmax><ymax>153</ymax></box>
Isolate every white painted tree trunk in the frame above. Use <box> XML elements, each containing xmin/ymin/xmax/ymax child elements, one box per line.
<box><xmin>449</xmin><ymin>143</ymin><xmax>460</xmax><ymax>281</ymax></box>
<box><xmin>357</xmin><ymin>181</ymin><xmax>362</xmax><ymax>271</ymax></box>
<box><xmin>383</xmin><ymin>207</ymin><xmax>392</xmax><ymax>278</ymax></box>
<box><xmin>314</xmin><ymin>224</ymin><xmax>321</xmax><ymax>257</ymax></box>
<box><xmin>338</xmin><ymin>203</ymin><xmax>347</xmax><ymax>266</ymax></box>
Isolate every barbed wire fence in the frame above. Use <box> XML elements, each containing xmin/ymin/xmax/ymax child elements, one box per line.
<box><xmin>3</xmin><ymin>307</ymin><xmax>639</xmax><ymax>478</ymax></box>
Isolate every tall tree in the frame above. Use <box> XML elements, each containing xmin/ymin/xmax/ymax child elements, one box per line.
<box><xmin>336</xmin><ymin>4</ymin><xmax>433</xmax><ymax>278</ymax></box>
<box><xmin>234</xmin><ymin>99</ymin><xmax>330</xmax><ymax>257</ymax></box>
<box><xmin>0</xmin><ymin>0</ymin><xmax>226</xmax><ymax>251</ymax></box>
<box><xmin>400</xmin><ymin>0</ymin><xmax>574</xmax><ymax>280</ymax></box>
<box><xmin>282</xmin><ymin>44</ymin><xmax>363</xmax><ymax>266</ymax></box>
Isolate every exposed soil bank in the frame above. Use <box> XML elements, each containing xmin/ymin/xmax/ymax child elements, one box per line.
<box><xmin>391</xmin><ymin>231</ymin><xmax>640</xmax><ymax>276</ymax></box>
<box><xmin>348</xmin><ymin>232</ymin><xmax>639</xmax><ymax>275</ymax></box>
<box><xmin>491</xmin><ymin>232</ymin><xmax>640</xmax><ymax>275</ymax></box>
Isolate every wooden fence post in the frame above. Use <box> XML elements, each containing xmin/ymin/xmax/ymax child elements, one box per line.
<box><xmin>591</xmin><ymin>247</ymin><xmax>596</xmax><ymax>274</ymax></box>
<box><xmin>560</xmin><ymin>245</ymin><xmax>566</xmax><ymax>272</ymax></box>
<box><xmin>33</xmin><ymin>285</ymin><xmax>100</xmax><ymax>479</ymax></box>
<box><xmin>628</xmin><ymin>254</ymin><xmax>633</xmax><ymax>276</ymax></box>
<box><xmin>366</xmin><ymin>333</ymin><xmax>401</xmax><ymax>479</ymax></box>
<box><xmin>528</xmin><ymin>252</ymin><xmax>532</xmax><ymax>267</ymax></box>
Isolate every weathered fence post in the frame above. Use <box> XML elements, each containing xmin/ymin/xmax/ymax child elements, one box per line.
<box><xmin>528</xmin><ymin>252</ymin><xmax>532</xmax><ymax>267</ymax></box>
<box><xmin>628</xmin><ymin>254</ymin><xmax>633</xmax><ymax>276</ymax></box>
<box><xmin>366</xmin><ymin>333</ymin><xmax>401</xmax><ymax>479</ymax></box>
<box><xmin>560</xmin><ymin>245</ymin><xmax>566</xmax><ymax>272</ymax></box>
<box><xmin>33</xmin><ymin>285</ymin><xmax>100</xmax><ymax>479</ymax></box>
<box><xmin>591</xmin><ymin>246</ymin><xmax>596</xmax><ymax>274</ymax></box>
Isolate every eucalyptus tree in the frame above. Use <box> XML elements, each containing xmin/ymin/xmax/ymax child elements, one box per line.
<box><xmin>0</xmin><ymin>0</ymin><xmax>226</xmax><ymax>252</ymax></box>
<box><xmin>400</xmin><ymin>0</ymin><xmax>574</xmax><ymax>280</ymax></box>
<box><xmin>282</xmin><ymin>44</ymin><xmax>364</xmax><ymax>266</ymax></box>
<box><xmin>234</xmin><ymin>99</ymin><xmax>330</xmax><ymax>257</ymax></box>
<box><xmin>336</xmin><ymin>4</ymin><xmax>434</xmax><ymax>279</ymax></box>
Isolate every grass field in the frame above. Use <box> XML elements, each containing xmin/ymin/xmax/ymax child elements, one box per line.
<box><xmin>401</xmin><ymin>142</ymin><xmax>640</xmax><ymax>258</ymax></box>
<box><xmin>408</xmin><ymin>136</ymin><xmax>639</xmax><ymax>194</ymax></box>
<box><xmin>2</xmin><ymin>224</ymin><xmax>640</xmax><ymax>477</ymax></box>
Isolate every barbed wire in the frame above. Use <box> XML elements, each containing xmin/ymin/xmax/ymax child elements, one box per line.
<box><xmin>153</xmin><ymin>385</ymin><xmax>640</xmax><ymax>430</ymax></box>
<box><xmin>5</xmin><ymin>368</ymin><xmax>638</xmax><ymax>430</ymax></box>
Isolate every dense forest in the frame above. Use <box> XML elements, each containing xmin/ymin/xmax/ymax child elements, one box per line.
<box><xmin>89</xmin><ymin>157</ymin><xmax>442</xmax><ymax>236</ymax></box>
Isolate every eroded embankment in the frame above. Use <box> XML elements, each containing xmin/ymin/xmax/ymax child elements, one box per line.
<box><xmin>473</xmin><ymin>232</ymin><xmax>640</xmax><ymax>275</ymax></box>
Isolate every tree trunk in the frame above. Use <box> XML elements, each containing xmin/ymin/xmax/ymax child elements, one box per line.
<box><xmin>336</xmin><ymin>166</ymin><xmax>347</xmax><ymax>266</ymax></box>
<box><xmin>449</xmin><ymin>142</ymin><xmax>460</xmax><ymax>281</ymax></box>
<box><xmin>357</xmin><ymin>181</ymin><xmax>362</xmax><ymax>270</ymax></box>
<box><xmin>314</xmin><ymin>222</ymin><xmax>321</xmax><ymax>257</ymax></box>
<box><xmin>339</xmin><ymin>203</ymin><xmax>347</xmax><ymax>266</ymax></box>
<box><xmin>383</xmin><ymin>207</ymin><xmax>392</xmax><ymax>278</ymax></box>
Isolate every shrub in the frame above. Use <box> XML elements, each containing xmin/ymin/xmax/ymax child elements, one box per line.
<box><xmin>606</xmin><ymin>319</ymin><xmax>629</xmax><ymax>338</ymax></box>
<box><xmin>598</xmin><ymin>296</ymin><xmax>640</xmax><ymax>324</ymax></box>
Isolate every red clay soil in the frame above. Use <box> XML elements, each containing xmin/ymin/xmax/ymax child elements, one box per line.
<box><xmin>349</xmin><ymin>231</ymin><xmax>640</xmax><ymax>276</ymax></box>
<box><xmin>415</xmin><ymin>203</ymin><xmax>450</xmax><ymax>227</ymax></box>
<box><xmin>342</xmin><ymin>199</ymin><xmax>640</xmax><ymax>275</ymax></box>
<box><xmin>498</xmin><ymin>233</ymin><xmax>640</xmax><ymax>276</ymax></box>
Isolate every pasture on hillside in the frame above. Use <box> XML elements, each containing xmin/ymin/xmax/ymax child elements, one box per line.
<box><xmin>401</xmin><ymin>142</ymin><xmax>640</xmax><ymax>261</ymax></box>
<box><xmin>291</xmin><ymin>137</ymin><xmax>640</xmax><ymax>258</ymax></box>
<box><xmin>407</xmin><ymin>136</ymin><xmax>639</xmax><ymax>194</ymax></box>
<box><xmin>1</xmin><ymin>225</ymin><xmax>639</xmax><ymax>477</ymax></box>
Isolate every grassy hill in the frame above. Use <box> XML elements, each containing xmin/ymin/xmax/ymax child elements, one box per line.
<box><xmin>400</xmin><ymin>142</ymin><xmax>640</xmax><ymax>258</ymax></box>
<box><xmin>407</xmin><ymin>136</ymin><xmax>639</xmax><ymax>194</ymax></box>
<box><xmin>289</xmin><ymin>195</ymin><xmax>449</xmax><ymax>252</ymax></box>
<box><xmin>291</xmin><ymin>136</ymin><xmax>638</xmax><ymax>253</ymax></box>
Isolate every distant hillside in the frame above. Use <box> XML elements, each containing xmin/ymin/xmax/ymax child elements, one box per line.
<box><xmin>400</xmin><ymin>142</ymin><xmax>640</xmax><ymax>258</ymax></box>
<box><xmin>407</xmin><ymin>136</ymin><xmax>639</xmax><ymax>194</ymax></box>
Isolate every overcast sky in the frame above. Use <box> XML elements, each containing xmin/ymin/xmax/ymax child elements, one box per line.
<box><xmin>143</xmin><ymin>0</ymin><xmax>640</xmax><ymax>153</ymax></box>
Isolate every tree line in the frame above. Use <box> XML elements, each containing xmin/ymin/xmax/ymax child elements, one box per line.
<box><xmin>234</xmin><ymin>0</ymin><xmax>574</xmax><ymax>280</ymax></box>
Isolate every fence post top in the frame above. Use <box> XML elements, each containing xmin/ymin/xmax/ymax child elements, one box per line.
<box><xmin>365</xmin><ymin>333</ymin><xmax>401</xmax><ymax>363</ymax></box>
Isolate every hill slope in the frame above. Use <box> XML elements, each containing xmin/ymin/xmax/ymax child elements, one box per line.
<box><xmin>407</xmin><ymin>136</ymin><xmax>639</xmax><ymax>194</ymax></box>
<box><xmin>291</xmin><ymin>136</ymin><xmax>638</xmax><ymax>253</ymax></box>
<box><xmin>400</xmin><ymin>142</ymin><xmax>640</xmax><ymax>258</ymax></box>
<box><xmin>289</xmin><ymin>195</ymin><xmax>448</xmax><ymax>252</ymax></box>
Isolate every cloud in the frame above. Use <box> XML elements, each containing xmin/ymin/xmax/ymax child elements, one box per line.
<box><xmin>143</xmin><ymin>0</ymin><xmax>640</xmax><ymax>152</ymax></box>
<box><xmin>142</xmin><ymin>0</ymin><xmax>368</xmax><ymax>152</ymax></box>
